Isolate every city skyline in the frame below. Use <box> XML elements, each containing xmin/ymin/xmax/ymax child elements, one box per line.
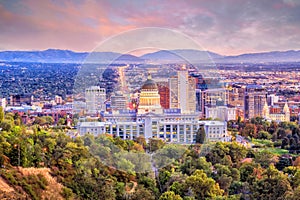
<box><xmin>1</xmin><ymin>0</ymin><xmax>300</xmax><ymax>55</ymax></box>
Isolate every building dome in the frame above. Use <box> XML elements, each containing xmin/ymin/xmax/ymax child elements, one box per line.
<box><xmin>141</xmin><ymin>74</ymin><xmax>158</xmax><ymax>90</ymax></box>
<box><xmin>138</xmin><ymin>73</ymin><xmax>162</xmax><ymax>114</ymax></box>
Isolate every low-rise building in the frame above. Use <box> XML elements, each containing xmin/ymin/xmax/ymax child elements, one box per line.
<box><xmin>205</xmin><ymin>105</ymin><xmax>236</xmax><ymax>121</ymax></box>
<box><xmin>0</xmin><ymin>98</ymin><xmax>6</xmax><ymax>109</ymax></box>
<box><xmin>262</xmin><ymin>101</ymin><xmax>290</xmax><ymax>122</ymax></box>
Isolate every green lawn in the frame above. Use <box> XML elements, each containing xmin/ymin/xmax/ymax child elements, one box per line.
<box><xmin>251</xmin><ymin>138</ymin><xmax>273</xmax><ymax>147</ymax></box>
<box><xmin>251</xmin><ymin>139</ymin><xmax>292</xmax><ymax>156</ymax></box>
<box><xmin>264</xmin><ymin>148</ymin><xmax>289</xmax><ymax>156</ymax></box>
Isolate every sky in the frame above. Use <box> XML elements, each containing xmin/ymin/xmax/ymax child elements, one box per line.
<box><xmin>0</xmin><ymin>0</ymin><xmax>300</xmax><ymax>55</ymax></box>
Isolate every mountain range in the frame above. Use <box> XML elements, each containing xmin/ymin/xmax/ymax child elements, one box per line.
<box><xmin>0</xmin><ymin>48</ymin><xmax>299</xmax><ymax>63</ymax></box>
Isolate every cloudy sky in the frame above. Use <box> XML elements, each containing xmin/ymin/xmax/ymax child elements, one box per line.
<box><xmin>0</xmin><ymin>0</ymin><xmax>300</xmax><ymax>55</ymax></box>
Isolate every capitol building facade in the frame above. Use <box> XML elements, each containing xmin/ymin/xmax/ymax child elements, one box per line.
<box><xmin>78</xmin><ymin>74</ymin><xmax>231</xmax><ymax>144</ymax></box>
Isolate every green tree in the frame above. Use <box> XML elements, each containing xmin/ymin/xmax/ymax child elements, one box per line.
<box><xmin>57</xmin><ymin>117</ymin><xmax>66</xmax><ymax>126</ymax></box>
<box><xmin>117</xmin><ymin>158</ymin><xmax>135</xmax><ymax>174</ymax></box>
<box><xmin>33</xmin><ymin>117</ymin><xmax>46</xmax><ymax>126</ymax></box>
<box><xmin>130</xmin><ymin>186</ymin><xmax>155</xmax><ymax>200</ymax></box>
<box><xmin>0</xmin><ymin>106</ymin><xmax>4</xmax><ymax>123</ymax></box>
<box><xmin>43</xmin><ymin>116</ymin><xmax>54</xmax><ymax>125</ymax></box>
<box><xmin>239</xmin><ymin>162</ymin><xmax>260</xmax><ymax>182</ymax></box>
<box><xmin>135</xmin><ymin>136</ymin><xmax>147</xmax><ymax>149</ymax></box>
<box><xmin>196</xmin><ymin>126</ymin><xmax>206</xmax><ymax>144</ymax></box>
<box><xmin>226</xmin><ymin>142</ymin><xmax>247</xmax><ymax>165</ymax></box>
<box><xmin>241</xmin><ymin>124</ymin><xmax>257</xmax><ymax>138</ymax></box>
<box><xmin>0</xmin><ymin>119</ymin><xmax>13</xmax><ymax>132</ymax></box>
<box><xmin>159</xmin><ymin>191</ymin><xmax>182</xmax><ymax>200</ymax></box>
<box><xmin>254</xmin><ymin>150</ymin><xmax>278</xmax><ymax>168</ymax></box>
<box><xmin>251</xmin><ymin>164</ymin><xmax>292</xmax><ymax>200</ymax></box>
<box><xmin>170</xmin><ymin>181</ymin><xmax>185</xmax><ymax>196</ymax></box>
<box><xmin>148</xmin><ymin>138</ymin><xmax>165</xmax><ymax>152</ymax></box>
<box><xmin>258</xmin><ymin>131</ymin><xmax>272</xmax><ymax>140</ymax></box>
<box><xmin>185</xmin><ymin>170</ymin><xmax>223</xmax><ymax>199</ymax></box>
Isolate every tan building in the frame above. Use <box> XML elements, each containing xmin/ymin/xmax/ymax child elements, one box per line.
<box><xmin>111</xmin><ymin>92</ymin><xmax>127</xmax><ymax>111</ymax></box>
<box><xmin>262</xmin><ymin>101</ymin><xmax>290</xmax><ymax>122</ymax></box>
<box><xmin>244</xmin><ymin>85</ymin><xmax>266</xmax><ymax>119</ymax></box>
<box><xmin>138</xmin><ymin>74</ymin><xmax>163</xmax><ymax>114</ymax></box>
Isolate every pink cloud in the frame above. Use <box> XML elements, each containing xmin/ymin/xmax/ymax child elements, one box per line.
<box><xmin>0</xmin><ymin>0</ymin><xmax>299</xmax><ymax>55</ymax></box>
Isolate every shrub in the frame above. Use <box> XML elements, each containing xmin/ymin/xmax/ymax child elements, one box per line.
<box><xmin>61</xmin><ymin>187</ymin><xmax>73</xmax><ymax>200</ymax></box>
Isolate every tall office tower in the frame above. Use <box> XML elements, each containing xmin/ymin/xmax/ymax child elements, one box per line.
<box><xmin>195</xmin><ymin>89</ymin><xmax>202</xmax><ymax>112</ymax></box>
<box><xmin>169</xmin><ymin>76</ymin><xmax>179</xmax><ymax>109</ymax></box>
<box><xmin>267</xmin><ymin>94</ymin><xmax>279</xmax><ymax>106</ymax></box>
<box><xmin>111</xmin><ymin>91</ymin><xmax>127</xmax><ymax>111</ymax></box>
<box><xmin>157</xmin><ymin>81</ymin><xmax>170</xmax><ymax>109</ymax></box>
<box><xmin>187</xmin><ymin>74</ymin><xmax>196</xmax><ymax>112</ymax></box>
<box><xmin>228</xmin><ymin>84</ymin><xmax>245</xmax><ymax>107</ymax></box>
<box><xmin>85</xmin><ymin>86</ymin><xmax>106</xmax><ymax>115</ymax></box>
<box><xmin>244</xmin><ymin>85</ymin><xmax>267</xmax><ymax>119</ymax></box>
<box><xmin>169</xmin><ymin>71</ymin><xmax>196</xmax><ymax>113</ymax></box>
<box><xmin>192</xmin><ymin>74</ymin><xmax>208</xmax><ymax>90</ymax></box>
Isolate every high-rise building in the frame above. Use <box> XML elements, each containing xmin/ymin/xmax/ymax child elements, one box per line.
<box><xmin>85</xmin><ymin>86</ymin><xmax>106</xmax><ymax>115</ymax></box>
<box><xmin>169</xmin><ymin>71</ymin><xmax>196</xmax><ymax>113</ymax></box>
<box><xmin>267</xmin><ymin>94</ymin><xmax>279</xmax><ymax>106</ymax></box>
<box><xmin>228</xmin><ymin>84</ymin><xmax>245</xmax><ymax>108</ymax></box>
<box><xmin>244</xmin><ymin>85</ymin><xmax>266</xmax><ymax>119</ymax></box>
<box><xmin>111</xmin><ymin>92</ymin><xmax>127</xmax><ymax>111</ymax></box>
<box><xmin>169</xmin><ymin>76</ymin><xmax>179</xmax><ymax>109</ymax></box>
<box><xmin>195</xmin><ymin>89</ymin><xmax>202</xmax><ymax>112</ymax></box>
<box><xmin>157</xmin><ymin>81</ymin><xmax>170</xmax><ymax>109</ymax></box>
<box><xmin>201</xmin><ymin>88</ymin><xmax>228</xmax><ymax>117</ymax></box>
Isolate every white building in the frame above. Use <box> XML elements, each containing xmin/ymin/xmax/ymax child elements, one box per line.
<box><xmin>73</xmin><ymin>101</ymin><xmax>86</xmax><ymax>115</ymax></box>
<box><xmin>205</xmin><ymin>105</ymin><xmax>236</xmax><ymax>121</ymax></box>
<box><xmin>78</xmin><ymin>75</ymin><xmax>230</xmax><ymax>143</ymax></box>
<box><xmin>0</xmin><ymin>98</ymin><xmax>6</xmax><ymax>109</ymax></box>
<box><xmin>201</xmin><ymin>120</ymin><xmax>230</xmax><ymax>142</ymax></box>
<box><xmin>85</xmin><ymin>86</ymin><xmax>106</xmax><ymax>115</ymax></box>
<box><xmin>201</xmin><ymin>88</ymin><xmax>228</xmax><ymax>118</ymax></box>
<box><xmin>169</xmin><ymin>71</ymin><xmax>196</xmax><ymax>114</ymax></box>
<box><xmin>78</xmin><ymin>112</ymin><xmax>230</xmax><ymax>143</ymax></box>
<box><xmin>138</xmin><ymin>74</ymin><xmax>163</xmax><ymax>114</ymax></box>
<box><xmin>78</xmin><ymin>122</ymin><xmax>106</xmax><ymax>136</ymax></box>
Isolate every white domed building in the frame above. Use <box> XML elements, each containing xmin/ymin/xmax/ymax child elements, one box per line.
<box><xmin>78</xmin><ymin>73</ymin><xmax>230</xmax><ymax>143</ymax></box>
<box><xmin>138</xmin><ymin>74</ymin><xmax>163</xmax><ymax>114</ymax></box>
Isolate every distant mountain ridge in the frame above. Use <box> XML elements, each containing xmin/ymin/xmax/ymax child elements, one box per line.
<box><xmin>220</xmin><ymin>50</ymin><xmax>300</xmax><ymax>63</ymax></box>
<box><xmin>140</xmin><ymin>49</ymin><xmax>223</xmax><ymax>63</ymax></box>
<box><xmin>0</xmin><ymin>49</ymin><xmax>143</xmax><ymax>63</ymax></box>
<box><xmin>0</xmin><ymin>48</ymin><xmax>299</xmax><ymax>63</ymax></box>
